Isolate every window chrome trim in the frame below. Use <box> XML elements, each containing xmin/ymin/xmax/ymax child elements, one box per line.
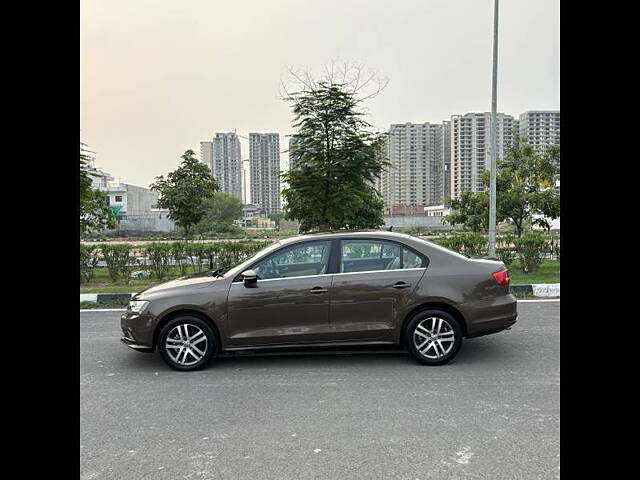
<box><xmin>333</xmin><ymin>267</ymin><xmax>427</xmax><ymax>277</ymax></box>
<box><xmin>230</xmin><ymin>268</ymin><xmax>427</xmax><ymax>284</ymax></box>
<box><xmin>231</xmin><ymin>272</ymin><xmax>334</xmax><ymax>284</ymax></box>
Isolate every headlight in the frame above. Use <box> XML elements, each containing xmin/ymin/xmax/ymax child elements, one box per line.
<box><xmin>128</xmin><ymin>300</ymin><xmax>149</xmax><ymax>314</ymax></box>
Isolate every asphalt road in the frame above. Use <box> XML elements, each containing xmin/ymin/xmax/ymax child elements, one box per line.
<box><xmin>80</xmin><ymin>301</ymin><xmax>559</xmax><ymax>480</ymax></box>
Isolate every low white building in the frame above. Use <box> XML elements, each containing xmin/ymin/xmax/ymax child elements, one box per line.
<box><xmin>423</xmin><ymin>205</ymin><xmax>451</xmax><ymax>217</ymax></box>
<box><xmin>90</xmin><ymin>168</ymin><xmax>175</xmax><ymax>232</ymax></box>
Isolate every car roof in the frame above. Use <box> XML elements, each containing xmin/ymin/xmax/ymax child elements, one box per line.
<box><xmin>276</xmin><ymin>230</ymin><xmax>420</xmax><ymax>245</ymax></box>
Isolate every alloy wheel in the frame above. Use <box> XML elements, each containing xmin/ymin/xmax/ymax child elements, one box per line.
<box><xmin>165</xmin><ymin>323</ymin><xmax>208</xmax><ymax>366</ymax></box>
<box><xmin>413</xmin><ymin>317</ymin><xmax>456</xmax><ymax>360</ymax></box>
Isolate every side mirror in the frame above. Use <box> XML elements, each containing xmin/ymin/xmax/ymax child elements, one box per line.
<box><xmin>242</xmin><ymin>269</ymin><xmax>258</xmax><ymax>288</ymax></box>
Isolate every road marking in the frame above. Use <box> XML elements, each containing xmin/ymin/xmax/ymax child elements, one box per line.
<box><xmin>80</xmin><ymin>308</ymin><xmax>127</xmax><ymax>312</ymax></box>
<box><xmin>517</xmin><ymin>299</ymin><xmax>560</xmax><ymax>303</ymax></box>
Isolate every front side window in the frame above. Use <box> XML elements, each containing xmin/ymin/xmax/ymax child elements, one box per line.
<box><xmin>252</xmin><ymin>241</ymin><xmax>332</xmax><ymax>280</ymax></box>
<box><xmin>341</xmin><ymin>240</ymin><xmax>426</xmax><ymax>273</ymax></box>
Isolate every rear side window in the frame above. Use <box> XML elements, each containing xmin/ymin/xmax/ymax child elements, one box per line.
<box><xmin>341</xmin><ymin>240</ymin><xmax>426</xmax><ymax>273</ymax></box>
<box><xmin>403</xmin><ymin>248</ymin><xmax>425</xmax><ymax>268</ymax></box>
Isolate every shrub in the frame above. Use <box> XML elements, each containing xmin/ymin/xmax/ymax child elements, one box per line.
<box><xmin>100</xmin><ymin>244</ymin><xmax>136</xmax><ymax>283</ymax></box>
<box><xmin>496</xmin><ymin>247</ymin><xmax>516</xmax><ymax>266</ymax></box>
<box><xmin>461</xmin><ymin>232</ymin><xmax>488</xmax><ymax>257</ymax></box>
<box><xmin>547</xmin><ymin>234</ymin><xmax>560</xmax><ymax>261</ymax></box>
<box><xmin>432</xmin><ymin>233</ymin><xmax>487</xmax><ymax>257</ymax></box>
<box><xmin>170</xmin><ymin>242</ymin><xmax>189</xmax><ymax>276</ymax></box>
<box><xmin>514</xmin><ymin>233</ymin><xmax>549</xmax><ymax>273</ymax></box>
<box><xmin>184</xmin><ymin>243</ymin><xmax>207</xmax><ymax>272</ymax></box>
<box><xmin>80</xmin><ymin>244</ymin><xmax>100</xmax><ymax>284</ymax></box>
<box><xmin>496</xmin><ymin>235</ymin><xmax>516</xmax><ymax>266</ymax></box>
<box><xmin>144</xmin><ymin>243</ymin><xmax>173</xmax><ymax>280</ymax></box>
<box><xmin>84</xmin><ymin>240</ymin><xmax>272</xmax><ymax>285</ymax></box>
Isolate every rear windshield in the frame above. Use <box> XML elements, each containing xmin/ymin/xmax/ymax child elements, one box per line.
<box><xmin>414</xmin><ymin>237</ymin><xmax>470</xmax><ymax>260</ymax></box>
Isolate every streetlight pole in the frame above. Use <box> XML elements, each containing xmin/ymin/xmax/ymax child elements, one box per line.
<box><xmin>488</xmin><ymin>0</ymin><xmax>499</xmax><ymax>257</ymax></box>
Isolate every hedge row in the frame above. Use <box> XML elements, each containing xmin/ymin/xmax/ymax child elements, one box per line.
<box><xmin>80</xmin><ymin>241</ymin><xmax>272</xmax><ymax>284</ymax></box>
<box><xmin>430</xmin><ymin>232</ymin><xmax>559</xmax><ymax>273</ymax></box>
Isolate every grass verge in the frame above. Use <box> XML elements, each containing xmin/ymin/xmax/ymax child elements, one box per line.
<box><xmin>80</xmin><ymin>300</ymin><xmax>128</xmax><ymax>309</ymax></box>
<box><xmin>508</xmin><ymin>259</ymin><xmax>559</xmax><ymax>285</ymax></box>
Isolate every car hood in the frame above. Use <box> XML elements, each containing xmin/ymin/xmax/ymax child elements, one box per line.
<box><xmin>133</xmin><ymin>272</ymin><xmax>221</xmax><ymax>299</ymax></box>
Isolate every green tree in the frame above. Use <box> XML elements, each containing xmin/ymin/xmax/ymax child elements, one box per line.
<box><xmin>192</xmin><ymin>191</ymin><xmax>244</xmax><ymax>235</ymax></box>
<box><xmin>445</xmin><ymin>142</ymin><xmax>560</xmax><ymax>237</ymax></box>
<box><xmin>150</xmin><ymin>149</ymin><xmax>219</xmax><ymax>239</ymax></box>
<box><xmin>207</xmin><ymin>191</ymin><xmax>244</xmax><ymax>223</ymax></box>
<box><xmin>80</xmin><ymin>143</ymin><xmax>116</xmax><ymax>235</ymax></box>
<box><xmin>267</xmin><ymin>211</ymin><xmax>285</xmax><ymax>228</ymax></box>
<box><xmin>281</xmin><ymin>64</ymin><xmax>389</xmax><ymax>232</ymax></box>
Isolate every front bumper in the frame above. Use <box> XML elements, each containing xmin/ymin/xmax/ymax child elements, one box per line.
<box><xmin>120</xmin><ymin>336</ymin><xmax>154</xmax><ymax>352</ymax></box>
<box><xmin>120</xmin><ymin>311</ymin><xmax>157</xmax><ymax>352</ymax></box>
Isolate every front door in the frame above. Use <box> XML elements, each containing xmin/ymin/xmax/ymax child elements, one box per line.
<box><xmin>329</xmin><ymin>239</ymin><xmax>427</xmax><ymax>341</ymax></box>
<box><xmin>225</xmin><ymin>240</ymin><xmax>334</xmax><ymax>346</ymax></box>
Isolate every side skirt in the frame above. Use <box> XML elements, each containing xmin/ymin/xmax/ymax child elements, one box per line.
<box><xmin>222</xmin><ymin>340</ymin><xmax>398</xmax><ymax>352</ymax></box>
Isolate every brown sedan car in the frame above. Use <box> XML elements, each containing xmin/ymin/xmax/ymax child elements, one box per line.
<box><xmin>121</xmin><ymin>231</ymin><xmax>517</xmax><ymax>370</ymax></box>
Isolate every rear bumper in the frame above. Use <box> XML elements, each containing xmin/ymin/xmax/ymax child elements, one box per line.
<box><xmin>463</xmin><ymin>294</ymin><xmax>518</xmax><ymax>338</ymax></box>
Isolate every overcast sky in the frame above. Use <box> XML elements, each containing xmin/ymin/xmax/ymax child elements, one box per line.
<box><xmin>80</xmin><ymin>0</ymin><xmax>559</xmax><ymax>191</ymax></box>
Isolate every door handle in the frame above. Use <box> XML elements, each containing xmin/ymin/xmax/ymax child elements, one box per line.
<box><xmin>309</xmin><ymin>286</ymin><xmax>328</xmax><ymax>294</ymax></box>
<box><xmin>392</xmin><ymin>282</ymin><xmax>412</xmax><ymax>289</ymax></box>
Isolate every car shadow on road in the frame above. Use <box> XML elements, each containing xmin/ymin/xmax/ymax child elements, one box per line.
<box><xmin>119</xmin><ymin>335</ymin><xmax>518</xmax><ymax>372</ymax></box>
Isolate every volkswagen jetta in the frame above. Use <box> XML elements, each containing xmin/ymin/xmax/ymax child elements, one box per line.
<box><xmin>121</xmin><ymin>231</ymin><xmax>517</xmax><ymax>370</ymax></box>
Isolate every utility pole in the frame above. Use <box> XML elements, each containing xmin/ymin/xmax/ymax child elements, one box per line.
<box><xmin>488</xmin><ymin>0</ymin><xmax>499</xmax><ymax>257</ymax></box>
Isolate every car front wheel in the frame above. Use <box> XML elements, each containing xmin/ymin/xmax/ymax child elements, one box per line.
<box><xmin>158</xmin><ymin>316</ymin><xmax>217</xmax><ymax>371</ymax></box>
<box><xmin>405</xmin><ymin>310</ymin><xmax>462</xmax><ymax>366</ymax></box>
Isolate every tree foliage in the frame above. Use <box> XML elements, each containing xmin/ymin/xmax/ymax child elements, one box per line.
<box><xmin>150</xmin><ymin>150</ymin><xmax>219</xmax><ymax>238</ymax></box>
<box><xmin>280</xmin><ymin>63</ymin><xmax>389</xmax><ymax>232</ymax></box>
<box><xmin>80</xmin><ymin>143</ymin><xmax>117</xmax><ymax>235</ymax></box>
<box><xmin>206</xmin><ymin>191</ymin><xmax>244</xmax><ymax>224</ymax></box>
<box><xmin>446</xmin><ymin>142</ymin><xmax>560</xmax><ymax>237</ymax></box>
<box><xmin>192</xmin><ymin>191</ymin><xmax>244</xmax><ymax>235</ymax></box>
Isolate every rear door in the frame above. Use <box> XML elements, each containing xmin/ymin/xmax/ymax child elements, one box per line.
<box><xmin>329</xmin><ymin>238</ymin><xmax>427</xmax><ymax>341</ymax></box>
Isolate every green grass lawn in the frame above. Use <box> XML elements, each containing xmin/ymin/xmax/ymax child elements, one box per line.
<box><xmin>508</xmin><ymin>259</ymin><xmax>560</xmax><ymax>285</ymax></box>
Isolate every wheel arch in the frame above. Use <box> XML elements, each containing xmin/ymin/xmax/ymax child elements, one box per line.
<box><xmin>399</xmin><ymin>301</ymin><xmax>468</xmax><ymax>346</ymax></box>
<box><xmin>153</xmin><ymin>309</ymin><xmax>222</xmax><ymax>352</ymax></box>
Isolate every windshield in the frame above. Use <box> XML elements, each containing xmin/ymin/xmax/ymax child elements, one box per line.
<box><xmin>222</xmin><ymin>241</ymin><xmax>283</xmax><ymax>279</ymax></box>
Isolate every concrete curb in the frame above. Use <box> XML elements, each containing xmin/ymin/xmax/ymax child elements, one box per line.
<box><xmin>80</xmin><ymin>293</ymin><xmax>134</xmax><ymax>304</ymax></box>
<box><xmin>79</xmin><ymin>283</ymin><xmax>560</xmax><ymax>304</ymax></box>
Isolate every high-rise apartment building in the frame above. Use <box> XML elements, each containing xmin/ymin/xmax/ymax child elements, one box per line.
<box><xmin>519</xmin><ymin>110</ymin><xmax>560</xmax><ymax>194</ymax></box>
<box><xmin>449</xmin><ymin>112</ymin><xmax>517</xmax><ymax>200</ymax></box>
<box><xmin>380</xmin><ymin>123</ymin><xmax>445</xmax><ymax>208</ymax></box>
<box><xmin>200</xmin><ymin>141</ymin><xmax>214</xmax><ymax>173</ymax></box>
<box><xmin>249</xmin><ymin>133</ymin><xmax>281</xmax><ymax>214</ymax></box>
<box><xmin>441</xmin><ymin>121</ymin><xmax>451</xmax><ymax>203</ymax></box>
<box><xmin>211</xmin><ymin>133</ymin><xmax>242</xmax><ymax>200</ymax></box>
<box><xmin>288</xmin><ymin>134</ymin><xmax>302</xmax><ymax>171</ymax></box>
<box><xmin>518</xmin><ymin>111</ymin><xmax>560</xmax><ymax>151</ymax></box>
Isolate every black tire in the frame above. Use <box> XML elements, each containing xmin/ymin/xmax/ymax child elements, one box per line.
<box><xmin>157</xmin><ymin>315</ymin><xmax>217</xmax><ymax>371</ymax></box>
<box><xmin>405</xmin><ymin>309</ymin><xmax>463</xmax><ymax>366</ymax></box>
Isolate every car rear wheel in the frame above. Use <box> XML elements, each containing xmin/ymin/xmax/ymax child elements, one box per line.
<box><xmin>158</xmin><ymin>316</ymin><xmax>217</xmax><ymax>371</ymax></box>
<box><xmin>405</xmin><ymin>310</ymin><xmax>462</xmax><ymax>366</ymax></box>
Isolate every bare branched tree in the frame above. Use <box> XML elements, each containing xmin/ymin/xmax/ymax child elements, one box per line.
<box><xmin>279</xmin><ymin>60</ymin><xmax>390</xmax><ymax>106</ymax></box>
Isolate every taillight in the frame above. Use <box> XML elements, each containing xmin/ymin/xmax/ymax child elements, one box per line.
<box><xmin>492</xmin><ymin>269</ymin><xmax>510</xmax><ymax>286</ymax></box>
